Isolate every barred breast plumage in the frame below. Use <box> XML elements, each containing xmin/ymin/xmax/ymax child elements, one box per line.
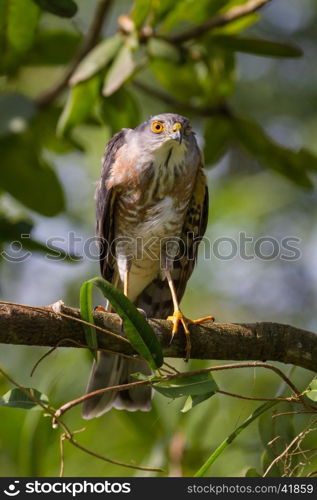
<box><xmin>112</xmin><ymin>136</ymin><xmax>198</xmax><ymax>302</ymax></box>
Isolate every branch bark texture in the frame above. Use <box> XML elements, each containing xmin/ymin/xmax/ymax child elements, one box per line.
<box><xmin>0</xmin><ymin>302</ymin><xmax>316</xmax><ymax>373</ymax></box>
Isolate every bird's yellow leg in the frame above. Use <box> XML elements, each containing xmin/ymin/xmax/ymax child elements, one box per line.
<box><xmin>123</xmin><ymin>269</ymin><xmax>129</xmax><ymax>297</ymax></box>
<box><xmin>165</xmin><ymin>271</ymin><xmax>214</xmax><ymax>361</ymax></box>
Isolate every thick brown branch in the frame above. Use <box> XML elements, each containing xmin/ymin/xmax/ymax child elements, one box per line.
<box><xmin>35</xmin><ymin>0</ymin><xmax>113</xmax><ymax>108</ymax></box>
<box><xmin>165</xmin><ymin>0</ymin><xmax>272</xmax><ymax>44</ymax></box>
<box><xmin>0</xmin><ymin>301</ymin><xmax>316</xmax><ymax>372</ymax></box>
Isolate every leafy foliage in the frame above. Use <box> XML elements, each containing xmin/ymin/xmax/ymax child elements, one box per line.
<box><xmin>80</xmin><ymin>278</ymin><xmax>163</xmax><ymax>369</ymax></box>
<box><xmin>70</xmin><ymin>34</ymin><xmax>123</xmax><ymax>86</ymax></box>
<box><xmin>154</xmin><ymin>372</ymin><xmax>217</xmax><ymax>399</ymax></box>
<box><xmin>306</xmin><ymin>379</ymin><xmax>317</xmax><ymax>402</ymax></box>
<box><xmin>0</xmin><ymin>388</ymin><xmax>49</xmax><ymax>410</ymax></box>
<box><xmin>1</xmin><ymin>0</ymin><xmax>316</xmax><ymax>259</ymax></box>
<box><xmin>79</xmin><ymin>280</ymin><xmax>97</xmax><ymax>359</ymax></box>
<box><xmin>195</xmin><ymin>401</ymin><xmax>277</xmax><ymax>477</ymax></box>
<box><xmin>33</xmin><ymin>0</ymin><xmax>78</xmax><ymax>18</ymax></box>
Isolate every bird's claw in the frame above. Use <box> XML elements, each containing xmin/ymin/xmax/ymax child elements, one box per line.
<box><xmin>94</xmin><ymin>305</ymin><xmax>107</xmax><ymax>312</ymax></box>
<box><xmin>167</xmin><ymin>310</ymin><xmax>214</xmax><ymax>361</ymax></box>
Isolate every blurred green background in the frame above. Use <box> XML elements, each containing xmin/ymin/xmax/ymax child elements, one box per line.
<box><xmin>0</xmin><ymin>0</ymin><xmax>316</xmax><ymax>477</ymax></box>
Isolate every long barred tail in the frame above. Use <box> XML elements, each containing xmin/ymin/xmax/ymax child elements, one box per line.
<box><xmin>82</xmin><ymin>353</ymin><xmax>152</xmax><ymax>419</ymax></box>
<box><xmin>81</xmin><ymin>274</ymin><xmax>164</xmax><ymax>419</ymax></box>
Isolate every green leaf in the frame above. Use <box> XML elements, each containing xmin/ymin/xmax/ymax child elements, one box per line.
<box><xmin>103</xmin><ymin>42</ymin><xmax>147</xmax><ymax>96</ymax></box>
<box><xmin>194</xmin><ymin>401</ymin><xmax>277</xmax><ymax>477</ymax></box>
<box><xmin>26</xmin><ymin>30</ymin><xmax>80</xmax><ymax>65</ymax></box>
<box><xmin>0</xmin><ymin>93</ymin><xmax>36</xmax><ymax>136</ymax></box>
<box><xmin>161</xmin><ymin>0</ymin><xmax>224</xmax><ymax>32</ymax></box>
<box><xmin>147</xmin><ymin>37</ymin><xmax>181</xmax><ymax>63</ymax></box>
<box><xmin>258</xmin><ymin>411</ymin><xmax>284</xmax><ymax>476</ymax></box>
<box><xmin>57</xmin><ymin>75</ymin><xmax>100</xmax><ymax>136</ymax></box>
<box><xmin>0</xmin><ymin>215</ymin><xmax>78</xmax><ymax>261</ymax></box>
<box><xmin>80</xmin><ymin>281</ymin><xmax>97</xmax><ymax>359</ymax></box>
<box><xmin>7</xmin><ymin>0</ymin><xmax>40</xmax><ymax>54</ymax></box>
<box><xmin>88</xmin><ymin>277</ymin><xmax>163</xmax><ymax>369</ymax></box>
<box><xmin>31</xmin><ymin>106</ymin><xmax>83</xmax><ymax>153</ymax></box>
<box><xmin>33</xmin><ymin>0</ymin><xmax>77</xmax><ymax>17</ymax></box>
<box><xmin>233</xmin><ymin>117</ymin><xmax>315</xmax><ymax>188</ymax></box>
<box><xmin>130</xmin><ymin>0</ymin><xmax>176</xmax><ymax>28</ymax></box>
<box><xmin>0</xmin><ymin>134</ymin><xmax>65</xmax><ymax>216</ymax></box>
<box><xmin>131</xmin><ymin>0</ymin><xmax>153</xmax><ymax>28</ymax></box>
<box><xmin>150</xmin><ymin>59</ymin><xmax>202</xmax><ymax>101</ymax></box>
<box><xmin>245</xmin><ymin>468</ymin><xmax>261</xmax><ymax>477</ymax></box>
<box><xmin>210</xmin><ymin>35</ymin><xmax>302</xmax><ymax>58</ymax></box>
<box><xmin>0</xmin><ymin>388</ymin><xmax>49</xmax><ymax>410</ymax></box>
<box><xmin>204</xmin><ymin>116</ymin><xmax>232</xmax><ymax>165</ymax></box>
<box><xmin>70</xmin><ymin>34</ymin><xmax>123</xmax><ymax>86</ymax></box>
<box><xmin>97</xmin><ymin>87</ymin><xmax>140</xmax><ymax>132</ymax></box>
<box><xmin>0</xmin><ymin>215</ymin><xmax>32</xmax><ymax>241</ymax></box>
<box><xmin>204</xmin><ymin>45</ymin><xmax>236</xmax><ymax>101</ymax></box>
<box><xmin>213</xmin><ymin>13</ymin><xmax>259</xmax><ymax>34</ymax></box>
<box><xmin>306</xmin><ymin>379</ymin><xmax>317</xmax><ymax>402</ymax></box>
<box><xmin>181</xmin><ymin>391</ymin><xmax>216</xmax><ymax>413</ymax></box>
<box><xmin>154</xmin><ymin>372</ymin><xmax>218</xmax><ymax>399</ymax></box>
<box><xmin>20</xmin><ymin>236</ymin><xmax>78</xmax><ymax>261</ymax></box>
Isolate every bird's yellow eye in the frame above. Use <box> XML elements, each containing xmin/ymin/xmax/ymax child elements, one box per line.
<box><xmin>151</xmin><ymin>121</ymin><xmax>164</xmax><ymax>133</ymax></box>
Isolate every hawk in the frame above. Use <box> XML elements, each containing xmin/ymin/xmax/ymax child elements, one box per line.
<box><xmin>82</xmin><ymin>113</ymin><xmax>211</xmax><ymax>419</ymax></box>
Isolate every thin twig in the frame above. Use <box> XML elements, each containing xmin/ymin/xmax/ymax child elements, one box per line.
<box><xmin>35</xmin><ymin>0</ymin><xmax>114</xmax><ymax>108</ymax></box>
<box><xmin>217</xmin><ymin>389</ymin><xmax>300</xmax><ymax>404</ymax></box>
<box><xmin>273</xmin><ymin>411</ymin><xmax>317</xmax><ymax>418</ymax></box>
<box><xmin>163</xmin><ymin>361</ymin><xmax>180</xmax><ymax>374</ymax></box>
<box><xmin>0</xmin><ymin>366</ymin><xmax>163</xmax><ymax>473</ymax></box>
<box><xmin>59</xmin><ymin>434</ymin><xmax>65</xmax><ymax>478</ymax></box>
<box><xmin>54</xmin><ymin>378</ymin><xmax>153</xmax><ymax>421</ymax></box>
<box><xmin>69</xmin><ymin>437</ymin><xmax>163</xmax><ymax>472</ymax></box>
<box><xmin>165</xmin><ymin>0</ymin><xmax>272</xmax><ymax>44</ymax></box>
<box><xmin>54</xmin><ymin>361</ymin><xmax>314</xmax><ymax>421</ymax></box>
<box><xmin>263</xmin><ymin>419</ymin><xmax>317</xmax><ymax>477</ymax></box>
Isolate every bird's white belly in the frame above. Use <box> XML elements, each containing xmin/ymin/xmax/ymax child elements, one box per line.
<box><xmin>116</xmin><ymin>196</ymin><xmax>185</xmax><ymax>301</ymax></box>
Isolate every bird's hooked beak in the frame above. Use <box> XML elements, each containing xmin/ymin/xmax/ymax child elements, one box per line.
<box><xmin>171</xmin><ymin>122</ymin><xmax>183</xmax><ymax>144</ymax></box>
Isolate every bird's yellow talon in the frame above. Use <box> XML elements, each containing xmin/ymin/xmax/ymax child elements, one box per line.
<box><xmin>167</xmin><ymin>310</ymin><xmax>213</xmax><ymax>361</ymax></box>
<box><xmin>191</xmin><ymin>315</ymin><xmax>215</xmax><ymax>324</ymax></box>
<box><xmin>94</xmin><ymin>305</ymin><xmax>107</xmax><ymax>312</ymax></box>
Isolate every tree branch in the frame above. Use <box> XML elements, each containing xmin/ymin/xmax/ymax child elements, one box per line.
<box><xmin>34</xmin><ymin>0</ymin><xmax>272</xmax><ymax>109</ymax></box>
<box><xmin>0</xmin><ymin>301</ymin><xmax>316</xmax><ymax>372</ymax></box>
<box><xmin>35</xmin><ymin>0</ymin><xmax>113</xmax><ymax>109</ymax></box>
<box><xmin>165</xmin><ymin>0</ymin><xmax>273</xmax><ymax>44</ymax></box>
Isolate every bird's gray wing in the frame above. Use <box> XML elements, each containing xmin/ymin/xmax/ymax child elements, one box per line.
<box><xmin>83</xmin><ymin>128</ymin><xmax>153</xmax><ymax>419</ymax></box>
<box><xmin>175</xmin><ymin>166</ymin><xmax>209</xmax><ymax>300</ymax></box>
<box><xmin>96</xmin><ymin>129</ymin><xmax>127</xmax><ymax>281</ymax></box>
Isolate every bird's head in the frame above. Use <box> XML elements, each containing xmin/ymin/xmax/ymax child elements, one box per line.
<box><xmin>135</xmin><ymin>113</ymin><xmax>195</xmax><ymax>152</ymax></box>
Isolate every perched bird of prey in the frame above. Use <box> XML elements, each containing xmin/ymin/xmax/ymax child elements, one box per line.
<box><xmin>82</xmin><ymin>113</ymin><xmax>211</xmax><ymax>419</ymax></box>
